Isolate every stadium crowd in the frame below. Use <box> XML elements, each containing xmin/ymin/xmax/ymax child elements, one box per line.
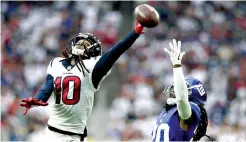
<box><xmin>1</xmin><ymin>1</ymin><xmax>246</xmax><ymax>141</ymax></box>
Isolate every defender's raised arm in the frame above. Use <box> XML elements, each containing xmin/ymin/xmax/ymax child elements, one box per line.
<box><xmin>164</xmin><ymin>39</ymin><xmax>192</xmax><ymax>120</ymax></box>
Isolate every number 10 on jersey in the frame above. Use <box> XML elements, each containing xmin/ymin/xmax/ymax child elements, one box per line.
<box><xmin>54</xmin><ymin>76</ymin><xmax>81</xmax><ymax>105</ymax></box>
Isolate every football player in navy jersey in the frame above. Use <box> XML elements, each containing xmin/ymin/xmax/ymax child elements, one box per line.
<box><xmin>152</xmin><ymin>39</ymin><xmax>212</xmax><ymax>142</ymax></box>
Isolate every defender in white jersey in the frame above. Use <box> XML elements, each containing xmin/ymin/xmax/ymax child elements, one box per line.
<box><xmin>20</xmin><ymin>21</ymin><xmax>145</xmax><ymax>141</ymax></box>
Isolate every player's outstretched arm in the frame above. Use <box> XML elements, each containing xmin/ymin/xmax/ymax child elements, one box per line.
<box><xmin>164</xmin><ymin>39</ymin><xmax>192</xmax><ymax>121</ymax></box>
<box><xmin>20</xmin><ymin>63</ymin><xmax>54</xmax><ymax>115</ymax></box>
<box><xmin>91</xmin><ymin>21</ymin><xmax>144</xmax><ymax>89</ymax></box>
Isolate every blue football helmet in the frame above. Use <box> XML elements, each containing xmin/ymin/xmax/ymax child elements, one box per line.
<box><xmin>164</xmin><ymin>77</ymin><xmax>207</xmax><ymax>106</ymax></box>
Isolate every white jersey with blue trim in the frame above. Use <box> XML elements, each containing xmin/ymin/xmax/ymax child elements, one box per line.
<box><xmin>47</xmin><ymin>57</ymin><xmax>111</xmax><ymax>134</ymax></box>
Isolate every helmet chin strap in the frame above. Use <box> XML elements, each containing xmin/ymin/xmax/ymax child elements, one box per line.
<box><xmin>167</xmin><ymin>98</ymin><xmax>177</xmax><ymax>105</ymax></box>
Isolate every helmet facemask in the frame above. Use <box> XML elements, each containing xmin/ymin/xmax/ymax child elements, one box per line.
<box><xmin>73</xmin><ymin>39</ymin><xmax>92</xmax><ymax>59</ymax></box>
<box><xmin>163</xmin><ymin>83</ymin><xmax>192</xmax><ymax>106</ymax></box>
<box><xmin>163</xmin><ymin>85</ymin><xmax>177</xmax><ymax>106</ymax></box>
<box><xmin>62</xmin><ymin>33</ymin><xmax>102</xmax><ymax>77</ymax></box>
<box><xmin>70</xmin><ymin>34</ymin><xmax>102</xmax><ymax>60</ymax></box>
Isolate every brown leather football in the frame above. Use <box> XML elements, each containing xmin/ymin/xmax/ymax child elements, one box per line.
<box><xmin>134</xmin><ymin>4</ymin><xmax>160</xmax><ymax>28</ymax></box>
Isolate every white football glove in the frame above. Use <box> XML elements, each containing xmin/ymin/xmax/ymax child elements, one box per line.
<box><xmin>164</xmin><ymin>39</ymin><xmax>185</xmax><ymax>66</ymax></box>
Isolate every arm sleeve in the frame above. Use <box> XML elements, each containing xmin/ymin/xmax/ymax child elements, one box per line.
<box><xmin>173</xmin><ymin>67</ymin><xmax>192</xmax><ymax>120</ymax></box>
<box><xmin>91</xmin><ymin>31</ymin><xmax>140</xmax><ymax>89</ymax></box>
<box><xmin>35</xmin><ymin>74</ymin><xmax>54</xmax><ymax>102</ymax></box>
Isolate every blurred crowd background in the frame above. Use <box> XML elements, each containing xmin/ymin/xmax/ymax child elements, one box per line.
<box><xmin>1</xmin><ymin>1</ymin><xmax>246</xmax><ymax>141</ymax></box>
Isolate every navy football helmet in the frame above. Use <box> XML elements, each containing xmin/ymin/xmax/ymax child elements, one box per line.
<box><xmin>164</xmin><ymin>77</ymin><xmax>207</xmax><ymax>106</ymax></box>
<box><xmin>64</xmin><ymin>33</ymin><xmax>102</xmax><ymax>59</ymax></box>
<box><xmin>62</xmin><ymin>33</ymin><xmax>102</xmax><ymax>76</ymax></box>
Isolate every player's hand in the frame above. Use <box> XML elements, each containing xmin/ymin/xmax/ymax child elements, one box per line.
<box><xmin>134</xmin><ymin>21</ymin><xmax>144</xmax><ymax>34</ymax></box>
<box><xmin>164</xmin><ymin>39</ymin><xmax>185</xmax><ymax>67</ymax></box>
<box><xmin>20</xmin><ymin>97</ymin><xmax>48</xmax><ymax>115</ymax></box>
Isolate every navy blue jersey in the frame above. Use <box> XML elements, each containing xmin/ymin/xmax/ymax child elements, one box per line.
<box><xmin>152</xmin><ymin>102</ymin><xmax>201</xmax><ymax>141</ymax></box>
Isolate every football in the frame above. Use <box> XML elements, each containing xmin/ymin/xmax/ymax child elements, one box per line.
<box><xmin>134</xmin><ymin>4</ymin><xmax>160</xmax><ymax>28</ymax></box>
